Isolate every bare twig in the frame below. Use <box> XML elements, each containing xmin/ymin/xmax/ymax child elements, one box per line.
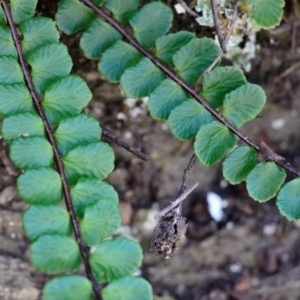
<box><xmin>177</xmin><ymin>0</ymin><xmax>199</xmax><ymax>18</ymax></box>
<box><xmin>203</xmin><ymin>1</ymin><xmax>238</xmax><ymax>75</ymax></box>
<box><xmin>258</xmin><ymin>141</ymin><xmax>285</xmax><ymax>163</ymax></box>
<box><xmin>210</xmin><ymin>0</ymin><xmax>226</xmax><ymax>52</ymax></box>
<box><xmin>274</xmin><ymin>61</ymin><xmax>300</xmax><ymax>83</ymax></box>
<box><xmin>82</xmin><ymin>0</ymin><xmax>300</xmax><ymax>178</ymax></box>
<box><xmin>224</xmin><ymin>2</ymin><xmax>238</xmax><ymax>46</ymax></box>
<box><xmin>101</xmin><ymin>126</ymin><xmax>149</xmax><ymax>162</ymax></box>
<box><xmin>1</xmin><ymin>2</ymin><xmax>101</xmax><ymax>299</ymax></box>
<box><xmin>178</xmin><ymin>153</ymin><xmax>197</xmax><ymax>196</ymax></box>
<box><xmin>154</xmin><ymin>182</ymin><xmax>199</xmax><ymax>219</ymax></box>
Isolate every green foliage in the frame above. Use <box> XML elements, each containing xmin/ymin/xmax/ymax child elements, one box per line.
<box><xmin>89</xmin><ymin>238</ymin><xmax>143</xmax><ymax>283</ymax></box>
<box><xmin>63</xmin><ymin>142</ymin><xmax>114</xmax><ymax>184</ymax></box>
<box><xmin>80</xmin><ymin>18</ymin><xmax>122</xmax><ymax>59</ymax></box>
<box><xmin>30</xmin><ymin>235</ymin><xmax>81</xmax><ymax>274</ymax></box>
<box><xmin>8</xmin><ymin>0</ymin><xmax>38</xmax><ymax>24</ymax></box>
<box><xmin>223</xmin><ymin>147</ymin><xmax>259</xmax><ymax>184</ymax></box>
<box><xmin>246</xmin><ymin>162</ymin><xmax>286</xmax><ymax>202</ymax></box>
<box><xmin>54</xmin><ymin>114</ymin><xmax>101</xmax><ymax>155</ymax></box>
<box><xmin>148</xmin><ymin>79</ymin><xmax>188</xmax><ymax>120</ymax></box>
<box><xmin>102</xmin><ymin>277</ymin><xmax>152</xmax><ymax>300</ymax></box>
<box><xmin>43</xmin><ymin>276</ymin><xmax>93</xmax><ymax>300</ymax></box>
<box><xmin>129</xmin><ymin>2</ymin><xmax>173</xmax><ymax>48</ymax></box>
<box><xmin>194</xmin><ymin>121</ymin><xmax>237</xmax><ymax>166</ymax></box>
<box><xmin>23</xmin><ymin>205</ymin><xmax>71</xmax><ymax>241</ymax></box>
<box><xmin>10</xmin><ymin>137</ymin><xmax>54</xmax><ymax>169</ymax></box>
<box><xmin>20</xmin><ymin>18</ymin><xmax>59</xmax><ymax>55</ymax></box>
<box><xmin>221</xmin><ymin>83</ymin><xmax>266</xmax><ymax>128</ymax></box>
<box><xmin>55</xmin><ymin>0</ymin><xmax>290</xmax><ymax>219</ymax></box>
<box><xmin>70</xmin><ymin>178</ymin><xmax>118</xmax><ymax>217</ymax></box>
<box><xmin>0</xmin><ymin>0</ymin><xmax>290</xmax><ymax>299</ymax></box>
<box><xmin>173</xmin><ymin>37</ymin><xmax>220</xmax><ymax>85</ymax></box>
<box><xmin>27</xmin><ymin>43</ymin><xmax>72</xmax><ymax>94</ymax></box>
<box><xmin>55</xmin><ymin>0</ymin><xmax>96</xmax><ymax>34</ymax></box>
<box><xmin>168</xmin><ymin>99</ymin><xmax>213</xmax><ymax>140</ymax></box>
<box><xmin>43</xmin><ymin>75</ymin><xmax>92</xmax><ymax>125</ymax></box>
<box><xmin>1</xmin><ymin>112</ymin><xmax>44</xmax><ymax>141</ymax></box>
<box><xmin>155</xmin><ymin>31</ymin><xmax>195</xmax><ymax>66</ymax></box>
<box><xmin>17</xmin><ymin>168</ymin><xmax>62</xmax><ymax>204</ymax></box>
<box><xmin>0</xmin><ymin>25</ymin><xmax>17</xmax><ymax>57</ymax></box>
<box><xmin>121</xmin><ymin>57</ymin><xmax>165</xmax><ymax>98</ymax></box>
<box><xmin>98</xmin><ymin>41</ymin><xmax>142</xmax><ymax>82</ymax></box>
<box><xmin>80</xmin><ymin>199</ymin><xmax>121</xmax><ymax>246</ymax></box>
<box><xmin>247</xmin><ymin>0</ymin><xmax>285</xmax><ymax>29</ymax></box>
<box><xmin>276</xmin><ymin>178</ymin><xmax>300</xmax><ymax>220</ymax></box>
<box><xmin>0</xmin><ymin>3</ymin><xmax>151</xmax><ymax>299</ymax></box>
<box><xmin>200</xmin><ymin>66</ymin><xmax>247</xmax><ymax>108</ymax></box>
<box><xmin>0</xmin><ymin>56</ymin><xmax>23</xmax><ymax>84</ymax></box>
<box><xmin>105</xmin><ymin>0</ymin><xmax>139</xmax><ymax>23</ymax></box>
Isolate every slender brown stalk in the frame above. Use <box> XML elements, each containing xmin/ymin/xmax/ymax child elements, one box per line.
<box><xmin>154</xmin><ymin>182</ymin><xmax>199</xmax><ymax>219</ymax></box>
<box><xmin>178</xmin><ymin>154</ymin><xmax>197</xmax><ymax>195</ymax></box>
<box><xmin>101</xmin><ymin>126</ymin><xmax>149</xmax><ymax>161</ymax></box>
<box><xmin>177</xmin><ymin>0</ymin><xmax>199</xmax><ymax>18</ymax></box>
<box><xmin>82</xmin><ymin>0</ymin><xmax>300</xmax><ymax>177</ymax></box>
<box><xmin>1</xmin><ymin>1</ymin><xmax>101</xmax><ymax>299</ymax></box>
<box><xmin>210</xmin><ymin>0</ymin><xmax>226</xmax><ymax>52</ymax></box>
<box><xmin>204</xmin><ymin>1</ymin><xmax>238</xmax><ymax>75</ymax></box>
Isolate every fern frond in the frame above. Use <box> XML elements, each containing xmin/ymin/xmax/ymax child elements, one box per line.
<box><xmin>56</xmin><ymin>0</ymin><xmax>298</xmax><ymax>218</ymax></box>
<box><xmin>0</xmin><ymin>1</ymin><xmax>150</xmax><ymax>299</ymax></box>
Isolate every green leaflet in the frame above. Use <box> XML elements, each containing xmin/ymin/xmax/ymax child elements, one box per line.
<box><xmin>27</xmin><ymin>43</ymin><xmax>73</xmax><ymax>94</ymax></box>
<box><xmin>201</xmin><ymin>66</ymin><xmax>247</xmax><ymax>108</ymax></box>
<box><xmin>121</xmin><ymin>57</ymin><xmax>165</xmax><ymax>98</ymax></box>
<box><xmin>80</xmin><ymin>199</ymin><xmax>121</xmax><ymax>246</ymax></box>
<box><xmin>246</xmin><ymin>162</ymin><xmax>286</xmax><ymax>202</ymax></box>
<box><xmin>168</xmin><ymin>99</ymin><xmax>213</xmax><ymax>140</ymax></box>
<box><xmin>223</xmin><ymin>146</ymin><xmax>259</xmax><ymax>184</ymax></box>
<box><xmin>221</xmin><ymin>83</ymin><xmax>266</xmax><ymax>128</ymax></box>
<box><xmin>20</xmin><ymin>17</ymin><xmax>60</xmax><ymax>56</ymax></box>
<box><xmin>102</xmin><ymin>277</ymin><xmax>153</xmax><ymax>300</ymax></box>
<box><xmin>1</xmin><ymin>112</ymin><xmax>44</xmax><ymax>141</ymax></box>
<box><xmin>22</xmin><ymin>205</ymin><xmax>71</xmax><ymax>241</ymax></box>
<box><xmin>130</xmin><ymin>2</ymin><xmax>173</xmax><ymax>48</ymax></box>
<box><xmin>194</xmin><ymin>121</ymin><xmax>236</xmax><ymax>166</ymax></box>
<box><xmin>90</xmin><ymin>238</ymin><xmax>143</xmax><ymax>283</ymax></box>
<box><xmin>63</xmin><ymin>142</ymin><xmax>115</xmax><ymax>185</ymax></box>
<box><xmin>0</xmin><ymin>56</ymin><xmax>24</xmax><ymax>84</ymax></box>
<box><xmin>0</xmin><ymin>83</ymin><xmax>33</xmax><ymax>117</ymax></box>
<box><xmin>0</xmin><ymin>6</ymin><xmax>6</xmax><ymax>25</ymax></box>
<box><xmin>148</xmin><ymin>79</ymin><xmax>188</xmax><ymax>120</ymax></box>
<box><xmin>17</xmin><ymin>168</ymin><xmax>63</xmax><ymax>204</ymax></box>
<box><xmin>173</xmin><ymin>37</ymin><xmax>220</xmax><ymax>85</ymax></box>
<box><xmin>54</xmin><ymin>114</ymin><xmax>101</xmax><ymax>155</ymax></box>
<box><xmin>10</xmin><ymin>137</ymin><xmax>54</xmax><ymax>169</ymax></box>
<box><xmin>80</xmin><ymin>18</ymin><xmax>122</xmax><ymax>59</ymax></box>
<box><xmin>9</xmin><ymin>0</ymin><xmax>37</xmax><ymax>24</ymax></box>
<box><xmin>43</xmin><ymin>275</ymin><xmax>92</xmax><ymax>300</ymax></box>
<box><xmin>71</xmin><ymin>178</ymin><xmax>118</xmax><ymax>217</ymax></box>
<box><xmin>56</xmin><ymin>0</ymin><xmax>96</xmax><ymax>34</ymax></box>
<box><xmin>105</xmin><ymin>0</ymin><xmax>140</xmax><ymax>23</ymax></box>
<box><xmin>0</xmin><ymin>25</ymin><xmax>17</xmax><ymax>57</ymax></box>
<box><xmin>277</xmin><ymin>178</ymin><xmax>300</xmax><ymax>220</ymax></box>
<box><xmin>30</xmin><ymin>235</ymin><xmax>81</xmax><ymax>274</ymax></box>
<box><xmin>98</xmin><ymin>40</ymin><xmax>142</xmax><ymax>82</ymax></box>
<box><xmin>155</xmin><ymin>31</ymin><xmax>195</xmax><ymax>66</ymax></box>
<box><xmin>43</xmin><ymin>75</ymin><xmax>92</xmax><ymax>125</ymax></box>
<box><xmin>247</xmin><ymin>0</ymin><xmax>284</xmax><ymax>29</ymax></box>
